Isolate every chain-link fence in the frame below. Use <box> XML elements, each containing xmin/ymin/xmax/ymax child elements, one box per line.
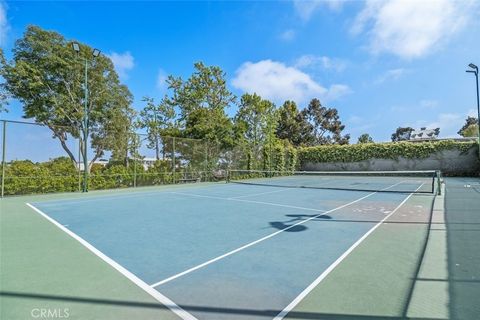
<box><xmin>0</xmin><ymin>120</ymin><xmax>82</xmax><ymax>196</ymax></box>
<box><xmin>0</xmin><ymin>120</ymin><xmax>297</xmax><ymax>196</ymax></box>
<box><xmin>0</xmin><ymin>120</ymin><xmax>230</xmax><ymax>196</ymax></box>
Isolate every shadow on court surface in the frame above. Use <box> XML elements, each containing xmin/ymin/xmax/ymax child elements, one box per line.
<box><xmin>269</xmin><ymin>214</ymin><xmax>332</xmax><ymax>232</ymax></box>
<box><xmin>0</xmin><ymin>291</ymin><xmax>445</xmax><ymax>320</ymax></box>
<box><xmin>444</xmin><ymin>178</ymin><xmax>480</xmax><ymax>319</ymax></box>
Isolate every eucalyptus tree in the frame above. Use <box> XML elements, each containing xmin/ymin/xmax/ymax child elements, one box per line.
<box><xmin>137</xmin><ymin>96</ymin><xmax>176</xmax><ymax>160</ymax></box>
<box><xmin>1</xmin><ymin>25</ymin><xmax>134</xmax><ymax>169</ymax></box>
<box><xmin>357</xmin><ymin>133</ymin><xmax>374</xmax><ymax>144</ymax></box>
<box><xmin>301</xmin><ymin>98</ymin><xmax>350</xmax><ymax>145</ymax></box>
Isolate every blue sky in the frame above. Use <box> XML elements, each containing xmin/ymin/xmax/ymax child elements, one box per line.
<box><xmin>1</xmin><ymin>0</ymin><xmax>480</xmax><ymax>143</ymax></box>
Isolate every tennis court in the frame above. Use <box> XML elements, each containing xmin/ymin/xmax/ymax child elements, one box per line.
<box><xmin>0</xmin><ymin>170</ymin><xmax>446</xmax><ymax>320</ymax></box>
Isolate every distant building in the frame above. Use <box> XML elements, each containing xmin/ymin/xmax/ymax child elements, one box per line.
<box><xmin>77</xmin><ymin>157</ymin><xmax>174</xmax><ymax>171</ymax></box>
<box><xmin>140</xmin><ymin>157</ymin><xmax>157</xmax><ymax>170</ymax></box>
<box><xmin>132</xmin><ymin>157</ymin><xmax>173</xmax><ymax>170</ymax></box>
<box><xmin>76</xmin><ymin>159</ymin><xmax>109</xmax><ymax>171</ymax></box>
<box><xmin>409</xmin><ymin>127</ymin><xmax>440</xmax><ymax>141</ymax></box>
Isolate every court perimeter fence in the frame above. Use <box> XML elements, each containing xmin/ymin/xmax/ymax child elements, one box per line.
<box><xmin>0</xmin><ymin>120</ymin><xmax>297</xmax><ymax>196</ymax></box>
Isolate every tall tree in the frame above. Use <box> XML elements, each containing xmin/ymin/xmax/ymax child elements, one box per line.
<box><xmin>137</xmin><ymin>96</ymin><xmax>176</xmax><ymax>160</ymax></box>
<box><xmin>167</xmin><ymin>62</ymin><xmax>235</xmax><ymax>148</ymax></box>
<box><xmin>458</xmin><ymin>116</ymin><xmax>479</xmax><ymax>137</ymax></box>
<box><xmin>234</xmin><ymin>93</ymin><xmax>278</xmax><ymax>169</ymax></box>
<box><xmin>301</xmin><ymin>98</ymin><xmax>350</xmax><ymax>145</ymax></box>
<box><xmin>0</xmin><ymin>49</ymin><xmax>9</xmax><ymax>113</ymax></box>
<box><xmin>1</xmin><ymin>25</ymin><xmax>134</xmax><ymax>169</ymax></box>
<box><xmin>235</xmin><ymin>94</ymin><xmax>276</xmax><ymax>147</ymax></box>
<box><xmin>276</xmin><ymin>100</ymin><xmax>310</xmax><ymax>146</ymax></box>
<box><xmin>357</xmin><ymin>133</ymin><xmax>374</xmax><ymax>144</ymax></box>
<box><xmin>109</xmin><ymin>104</ymin><xmax>137</xmax><ymax>167</ymax></box>
<box><xmin>391</xmin><ymin>127</ymin><xmax>414</xmax><ymax>142</ymax></box>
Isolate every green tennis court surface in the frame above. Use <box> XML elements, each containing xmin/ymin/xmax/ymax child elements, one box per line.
<box><xmin>1</xmin><ymin>175</ymin><xmax>478</xmax><ymax>319</ymax></box>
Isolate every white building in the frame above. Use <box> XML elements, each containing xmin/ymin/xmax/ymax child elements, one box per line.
<box><xmin>409</xmin><ymin>127</ymin><xmax>440</xmax><ymax>141</ymax></box>
<box><xmin>76</xmin><ymin>159</ymin><xmax>109</xmax><ymax>171</ymax></box>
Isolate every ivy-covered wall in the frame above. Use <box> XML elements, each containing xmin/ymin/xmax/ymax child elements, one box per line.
<box><xmin>298</xmin><ymin>141</ymin><xmax>479</xmax><ymax>175</ymax></box>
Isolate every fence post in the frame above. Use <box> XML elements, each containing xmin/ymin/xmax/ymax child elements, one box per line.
<box><xmin>1</xmin><ymin>120</ymin><xmax>6</xmax><ymax>197</ymax></box>
<box><xmin>172</xmin><ymin>137</ymin><xmax>176</xmax><ymax>184</ymax></box>
<box><xmin>134</xmin><ymin>147</ymin><xmax>137</xmax><ymax>188</ymax></box>
<box><xmin>204</xmin><ymin>141</ymin><xmax>208</xmax><ymax>182</ymax></box>
<box><xmin>78</xmin><ymin>138</ymin><xmax>82</xmax><ymax>192</ymax></box>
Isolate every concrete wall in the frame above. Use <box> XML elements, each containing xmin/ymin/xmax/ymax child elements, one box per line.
<box><xmin>302</xmin><ymin>146</ymin><xmax>480</xmax><ymax>175</ymax></box>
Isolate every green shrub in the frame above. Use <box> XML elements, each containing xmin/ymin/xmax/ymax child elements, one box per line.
<box><xmin>298</xmin><ymin>140</ymin><xmax>478</xmax><ymax>166</ymax></box>
<box><xmin>2</xmin><ymin>158</ymin><xmax>79</xmax><ymax>195</ymax></box>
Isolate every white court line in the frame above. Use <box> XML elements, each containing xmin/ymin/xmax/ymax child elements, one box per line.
<box><xmin>150</xmin><ymin>180</ymin><xmax>406</xmax><ymax>288</ymax></box>
<box><xmin>26</xmin><ymin>203</ymin><xmax>198</xmax><ymax>320</ymax></box>
<box><xmin>169</xmin><ymin>191</ymin><xmax>327</xmax><ymax>213</ymax></box>
<box><xmin>273</xmin><ymin>183</ymin><xmax>425</xmax><ymax>320</ymax></box>
<box><xmin>229</xmin><ymin>188</ymin><xmax>292</xmax><ymax>199</ymax></box>
<box><xmin>33</xmin><ymin>182</ymin><xmax>233</xmax><ymax>206</ymax></box>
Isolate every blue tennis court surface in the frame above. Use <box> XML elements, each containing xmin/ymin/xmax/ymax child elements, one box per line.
<box><xmin>30</xmin><ymin>182</ymin><xmax>431</xmax><ymax>320</ymax></box>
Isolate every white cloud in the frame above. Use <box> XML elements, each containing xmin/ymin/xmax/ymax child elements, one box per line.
<box><xmin>295</xmin><ymin>55</ymin><xmax>347</xmax><ymax>72</ymax></box>
<box><xmin>390</xmin><ymin>105</ymin><xmax>407</xmax><ymax>113</ymax></box>
<box><xmin>409</xmin><ymin>109</ymin><xmax>475</xmax><ymax>137</ymax></box>
<box><xmin>326</xmin><ymin>84</ymin><xmax>352</xmax><ymax>101</ymax></box>
<box><xmin>231</xmin><ymin>59</ymin><xmax>350</xmax><ymax>105</ymax></box>
<box><xmin>374</xmin><ymin>68</ymin><xmax>409</xmax><ymax>84</ymax></box>
<box><xmin>293</xmin><ymin>0</ymin><xmax>344</xmax><ymax>21</ymax></box>
<box><xmin>107</xmin><ymin>51</ymin><xmax>134</xmax><ymax>79</ymax></box>
<box><xmin>0</xmin><ymin>2</ymin><xmax>9</xmax><ymax>47</ymax></box>
<box><xmin>420</xmin><ymin>99</ymin><xmax>438</xmax><ymax>109</ymax></box>
<box><xmin>280</xmin><ymin>29</ymin><xmax>296</xmax><ymax>41</ymax></box>
<box><xmin>351</xmin><ymin>0</ymin><xmax>476</xmax><ymax>59</ymax></box>
<box><xmin>156</xmin><ymin>69</ymin><xmax>168</xmax><ymax>92</ymax></box>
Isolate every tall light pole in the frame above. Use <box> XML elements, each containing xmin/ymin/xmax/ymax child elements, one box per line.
<box><xmin>466</xmin><ymin>63</ymin><xmax>480</xmax><ymax>158</ymax></box>
<box><xmin>72</xmin><ymin>42</ymin><xmax>101</xmax><ymax>192</ymax></box>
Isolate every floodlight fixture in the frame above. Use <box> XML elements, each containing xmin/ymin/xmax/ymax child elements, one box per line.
<box><xmin>468</xmin><ymin>63</ymin><xmax>478</xmax><ymax>70</ymax></box>
<box><xmin>72</xmin><ymin>42</ymin><xmax>80</xmax><ymax>53</ymax></box>
<box><xmin>92</xmin><ymin>49</ymin><xmax>101</xmax><ymax>57</ymax></box>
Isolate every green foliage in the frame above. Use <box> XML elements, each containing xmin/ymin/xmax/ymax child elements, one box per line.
<box><xmin>167</xmin><ymin>62</ymin><xmax>236</xmax><ymax>148</ymax></box>
<box><xmin>357</xmin><ymin>133</ymin><xmax>374</xmax><ymax>144</ymax></box>
<box><xmin>276</xmin><ymin>100</ymin><xmax>309</xmax><ymax>146</ymax></box>
<box><xmin>391</xmin><ymin>127</ymin><xmax>414</xmax><ymax>142</ymax></box>
<box><xmin>0</xmin><ymin>49</ymin><xmax>9</xmax><ymax>113</ymax></box>
<box><xmin>1</xmin><ymin>25</ymin><xmax>134</xmax><ymax>167</ymax></box>
<box><xmin>2</xmin><ymin>158</ymin><xmax>79</xmax><ymax>195</ymax></box>
<box><xmin>298</xmin><ymin>140</ymin><xmax>478</xmax><ymax>166</ymax></box>
<box><xmin>235</xmin><ymin>93</ymin><xmax>276</xmax><ymax>144</ymax></box>
<box><xmin>301</xmin><ymin>98</ymin><xmax>350</xmax><ymax>145</ymax></box>
<box><xmin>458</xmin><ymin>116</ymin><xmax>478</xmax><ymax>137</ymax></box>
<box><xmin>461</xmin><ymin>124</ymin><xmax>479</xmax><ymax>137</ymax></box>
<box><xmin>275</xmin><ymin>98</ymin><xmax>350</xmax><ymax>146</ymax></box>
<box><xmin>137</xmin><ymin>96</ymin><xmax>176</xmax><ymax>160</ymax></box>
<box><xmin>235</xmin><ymin>93</ymin><xmax>279</xmax><ymax>169</ymax></box>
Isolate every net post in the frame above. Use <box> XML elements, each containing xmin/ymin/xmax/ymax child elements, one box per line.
<box><xmin>1</xmin><ymin>120</ymin><xmax>6</xmax><ymax>197</ymax></box>
<box><xmin>436</xmin><ymin>170</ymin><xmax>442</xmax><ymax>195</ymax></box>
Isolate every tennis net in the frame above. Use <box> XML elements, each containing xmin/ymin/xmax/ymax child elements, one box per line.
<box><xmin>227</xmin><ymin>170</ymin><xmax>441</xmax><ymax>194</ymax></box>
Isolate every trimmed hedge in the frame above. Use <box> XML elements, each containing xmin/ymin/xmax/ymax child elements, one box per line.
<box><xmin>298</xmin><ymin>140</ymin><xmax>478</xmax><ymax>166</ymax></box>
<box><xmin>1</xmin><ymin>157</ymin><xmax>204</xmax><ymax>196</ymax></box>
